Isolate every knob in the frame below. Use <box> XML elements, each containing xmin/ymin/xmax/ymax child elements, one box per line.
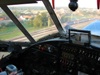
<box><xmin>82</xmin><ymin>65</ymin><xmax>89</xmax><ymax>73</ymax></box>
<box><xmin>98</xmin><ymin>57</ymin><xmax>100</xmax><ymax>61</ymax></box>
<box><xmin>68</xmin><ymin>1</ymin><xmax>78</xmax><ymax>11</ymax></box>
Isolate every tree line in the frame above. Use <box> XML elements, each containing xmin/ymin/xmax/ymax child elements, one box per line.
<box><xmin>0</xmin><ymin>12</ymin><xmax>54</xmax><ymax>29</ymax></box>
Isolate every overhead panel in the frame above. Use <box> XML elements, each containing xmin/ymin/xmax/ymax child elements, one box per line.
<box><xmin>0</xmin><ymin>0</ymin><xmax>37</xmax><ymax>6</ymax></box>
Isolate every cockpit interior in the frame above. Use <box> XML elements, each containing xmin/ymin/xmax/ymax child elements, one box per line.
<box><xmin>0</xmin><ymin>0</ymin><xmax>100</xmax><ymax>75</ymax></box>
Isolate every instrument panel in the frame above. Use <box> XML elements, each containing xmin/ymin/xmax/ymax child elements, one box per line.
<box><xmin>0</xmin><ymin>40</ymin><xmax>100</xmax><ymax>75</ymax></box>
<box><xmin>60</xmin><ymin>43</ymin><xmax>100</xmax><ymax>74</ymax></box>
<box><xmin>24</xmin><ymin>40</ymin><xmax>100</xmax><ymax>75</ymax></box>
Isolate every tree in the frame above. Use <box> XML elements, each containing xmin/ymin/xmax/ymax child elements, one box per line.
<box><xmin>12</xmin><ymin>10</ymin><xmax>20</xmax><ymax>18</ymax></box>
<box><xmin>28</xmin><ymin>18</ymin><xmax>34</xmax><ymax>27</ymax></box>
<box><xmin>33</xmin><ymin>12</ymin><xmax>49</xmax><ymax>27</ymax></box>
<box><xmin>33</xmin><ymin>15</ymin><xmax>43</xmax><ymax>27</ymax></box>
<box><xmin>0</xmin><ymin>23</ymin><xmax>6</xmax><ymax>28</ymax></box>
<box><xmin>6</xmin><ymin>22</ymin><xmax>15</xmax><ymax>27</ymax></box>
<box><xmin>41</xmin><ymin>12</ymin><xmax>48</xmax><ymax>26</ymax></box>
<box><xmin>48</xmin><ymin>17</ymin><xmax>54</xmax><ymax>27</ymax></box>
<box><xmin>60</xmin><ymin>15</ymin><xmax>70</xmax><ymax>23</ymax></box>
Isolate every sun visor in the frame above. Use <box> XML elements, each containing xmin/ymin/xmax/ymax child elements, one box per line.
<box><xmin>0</xmin><ymin>0</ymin><xmax>37</xmax><ymax>6</ymax></box>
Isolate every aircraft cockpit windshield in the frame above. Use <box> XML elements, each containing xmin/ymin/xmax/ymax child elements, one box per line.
<box><xmin>0</xmin><ymin>1</ymin><xmax>59</xmax><ymax>42</ymax></box>
<box><xmin>0</xmin><ymin>0</ymin><xmax>100</xmax><ymax>42</ymax></box>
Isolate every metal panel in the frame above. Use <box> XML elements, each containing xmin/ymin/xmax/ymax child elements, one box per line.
<box><xmin>83</xmin><ymin>20</ymin><xmax>100</xmax><ymax>36</ymax></box>
<box><xmin>0</xmin><ymin>0</ymin><xmax>37</xmax><ymax>6</ymax></box>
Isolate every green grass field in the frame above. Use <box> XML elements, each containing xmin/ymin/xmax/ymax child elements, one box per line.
<box><xmin>0</xmin><ymin>25</ymin><xmax>48</xmax><ymax>40</ymax></box>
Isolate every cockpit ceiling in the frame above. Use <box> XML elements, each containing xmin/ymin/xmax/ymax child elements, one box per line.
<box><xmin>0</xmin><ymin>0</ymin><xmax>37</xmax><ymax>6</ymax></box>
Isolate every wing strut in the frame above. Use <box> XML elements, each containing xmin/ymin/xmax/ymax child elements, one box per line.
<box><xmin>1</xmin><ymin>6</ymin><xmax>36</xmax><ymax>43</ymax></box>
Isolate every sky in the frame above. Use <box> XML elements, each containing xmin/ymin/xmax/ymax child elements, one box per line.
<box><xmin>36</xmin><ymin>0</ymin><xmax>97</xmax><ymax>8</ymax></box>
<box><xmin>50</xmin><ymin>0</ymin><xmax>97</xmax><ymax>8</ymax></box>
<box><xmin>9</xmin><ymin>0</ymin><xmax>97</xmax><ymax>8</ymax></box>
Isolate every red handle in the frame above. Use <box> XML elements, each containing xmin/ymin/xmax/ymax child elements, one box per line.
<box><xmin>52</xmin><ymin>0</ymin><xmax>55</xmax><ymax>9</ymax></box>
<box><xmin>97</xmin><ymin>0</ymin><xmax>100</xmax><ymax>9</ymax></box>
